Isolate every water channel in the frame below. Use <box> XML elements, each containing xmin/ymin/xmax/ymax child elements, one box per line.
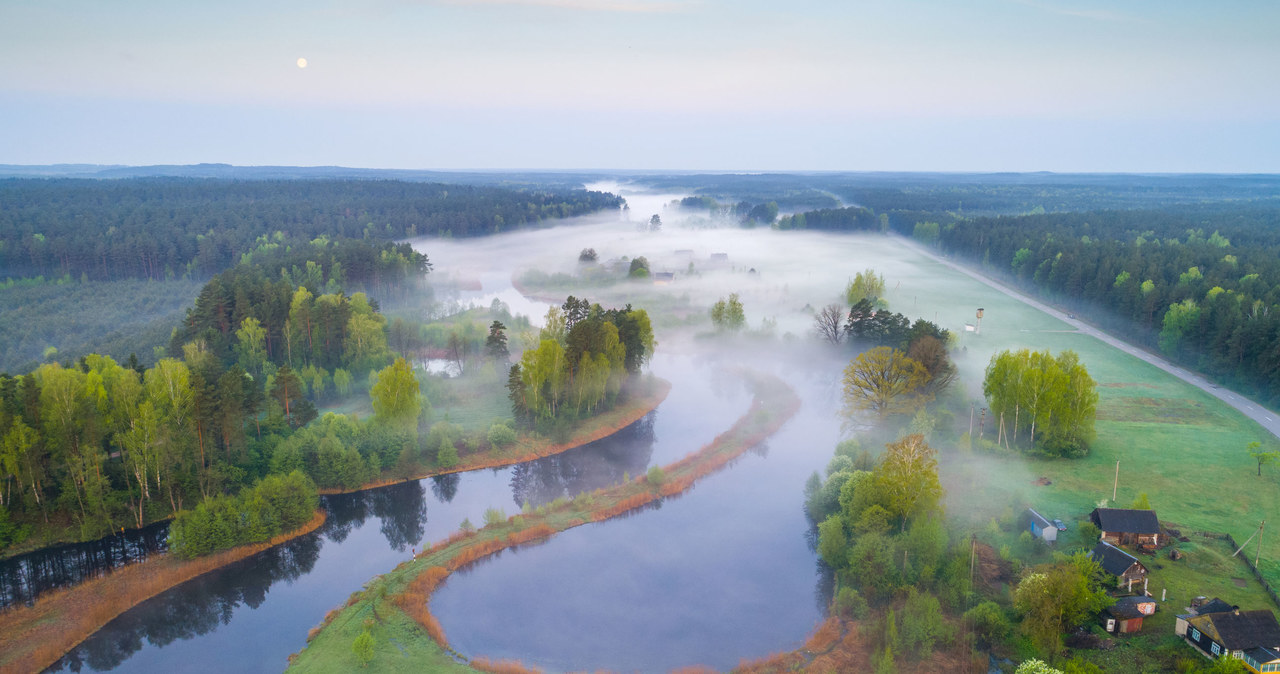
<box><xmin>38</xmin><ymin>345</ymin><xmax>842</xmax><ymax>673</ymax></box>
<box><xmin>22</xmin><ymin>196</ymin><xmax>896</xmax><ymax>672</ymax></box>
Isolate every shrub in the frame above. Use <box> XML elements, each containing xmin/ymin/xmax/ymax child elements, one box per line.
<box><xmin>834</xmin><ymin>586</ymin><xmax>869</xmax><ymax>619</ymax></box>
<box><xmin>352</xmin><ymin>629</ymin><xmax>375</xmax><ymax>667</ymax></box>
<box><xmin>487</xmin><ymin>423</ymin><xmax>517</xmax><ymax>447</ymax></box>
<box><xmin>646</xmin><ymin>465</ymin><xmax>666</xmax><ymax>486</ymax></box>
<box><xmin>964</xmin><ymin>601</ymin><xmax>1011</xmax><ymax>644</ymax></box>
<box><xmin>483</xmin><ymin>507</ymin><xmax>506</xmax><ymax>527</ymax></box>
<box><xmin>437</xmin><ymin>438</ymin><xmax>459</xmax><ymax>469</ymax></box>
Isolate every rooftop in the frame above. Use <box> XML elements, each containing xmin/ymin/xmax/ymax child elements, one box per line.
<box><xmin>1091</xmin><ymin>507</ymin><xmax>1161</xmax><ymax>535</ymax></box>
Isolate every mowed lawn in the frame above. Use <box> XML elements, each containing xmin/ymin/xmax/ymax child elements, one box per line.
<box><xmin>857</xmin><ymin>237</ymin><xmax>1280</xmax><ymax>594</ymax></box>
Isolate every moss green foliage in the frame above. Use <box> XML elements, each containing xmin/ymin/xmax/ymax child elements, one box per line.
<box><xmin>983</xmin><ymin>349</ymin><xmax>1098</xmax><ymax>456</ymax></box>
<box><xmin>352</xmin><ymin>628</ymin><xmax>374</xmax><ymax>668</ymax></box>
<box><xmin>1012</xmin><ymin>553</ymin><xmax>1113</xmax><ymax>657</ymax></box>
<box><xmin>645</xmin><ymin>465</ymin><xmax>666</xmax><ymax>487</ymax></box>
<box><xmin>710</xmin><ymin>293</ymin><xmax>746</xmax><ymax>332</ymax></box>
<box><xmin>370</xmin><ymin>358</ymin><xmax>423</xmax><ymax>435</ymax></box>
<box><xmin>167</xmin><ymin>471</ymin><xmax>318</xmax><ymax>559</ymax></box>
<box><xmin>964</xmin><ymin>601</ymin><xmax>1010</xmax><ymax>644</ymax></box>
<box><xmin>507</xmin><ymin>296</ymin><xmax>654</xmax><ymax>424</ymax></box>
<box><xmin>900</xmin><ymin>588</ymin><xmax>950</xmax><ymax>658</ymax></box>
<box><xmin>833</xmin><ymin>586</ymin><xmax>869</xmax><ymax>619</ymax></box>
<box><xmin>485</xmin><ymin>422</ymin><xmax>516</xmax><ymax>447</ymax></box>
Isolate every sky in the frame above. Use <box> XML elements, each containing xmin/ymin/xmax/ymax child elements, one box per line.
<box><xmin>1</xmin><ymin>0</ymin><xmax>1277</xmax><ymax>172</ymax></box>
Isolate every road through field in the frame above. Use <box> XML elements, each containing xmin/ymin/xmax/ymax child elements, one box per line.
<box><xmin>896</xmin><ymin>235</ymin><xmax>1280</xmax><ymax>442</ymax></box>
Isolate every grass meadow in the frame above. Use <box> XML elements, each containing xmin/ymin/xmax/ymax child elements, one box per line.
<box><xmin>870</xmin><ymin>241</ymin><xmax>1280</xmax><ymax>604</ymax></box>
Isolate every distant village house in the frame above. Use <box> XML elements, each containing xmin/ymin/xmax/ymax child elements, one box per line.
<box><xmin>1090</xmin><ymin>540</ymin><xmax>1149</xmax><ymax>592</ymax></box>
<box><xmin>1091</xmin><ymin>507</ymin><xmax>1163</xmax><ymax>549</ymax></box>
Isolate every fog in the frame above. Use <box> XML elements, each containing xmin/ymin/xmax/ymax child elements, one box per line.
<box><xmin>409</xmin><ymin>177</ymin><xmax>1051</xmax><ymax>559</ymax></box>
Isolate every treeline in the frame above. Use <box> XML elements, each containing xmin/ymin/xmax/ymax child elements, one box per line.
<box><xmin>0</xmin><ymin>178</ymin><xmax>622</xmax><ymax>281</ymax></box>
<box><xmin>507</xmin><ymin>296</ymin><xmax>654</xmax><ymax>427</ymax></box>
<box><xmin>775</xmin><ymin>206</ymin><xmax>883</xmax><ymax>232</ymax></box>
<box><xmin>166</xmin><ymin>471</ymin><xmax>317</xmax><ymax>559</ymax></box>
<box><xmin>169</xmin><ymin>238</ymin><xmax>424</xmax><ymax>381</ymax></box>
<box><xmin>935</xmin><ymin>203</ymin><xmax>1280</xmax><ymax>403</ymax></box>
<box><xmin>0</xmin><ymin>239</ymin><xmax>431</xmax><ymax>546</ymax></box>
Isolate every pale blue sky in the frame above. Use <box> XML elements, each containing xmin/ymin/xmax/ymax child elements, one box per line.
<box><xmin>1</xmin><ymin>0</ymin><xmax>1277</xmax><ymax>171</ymax></box>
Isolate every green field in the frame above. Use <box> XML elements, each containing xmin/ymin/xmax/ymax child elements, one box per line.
<box><xmin>872</xmin><ymin>241</ymin><xmax>1280</xmax><ymax>603</ymax></box>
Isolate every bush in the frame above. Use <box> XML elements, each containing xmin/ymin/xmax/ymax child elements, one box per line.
<box><xmin>437</xmin><ymin>438</ymin><xmax>459</xmax><ymax>469</ymax></box>
<box><xmin>352</xmin><ymin>628</ymin><xmax>374</xmax><ymax>668</ymax></box>
<box><xmin>901</xmin><ymin>588</ymin><xmax>950</xmax><ymax>658</ymax></box>
<box><xmin>818</xmin><ymin>516</ymin><xmax>848</xmax><ymax>568</ymax></box>
<box><xmin>964</xmin><ymin>601</ymin><xmax>1010</xmax><ymax>644</ymax></box>
<box><xmin>167</xmin><ymin>471</ymin><xmax>318</xmax><ymax>559</ymax></box>
<box><xmin>834</xmin><ymin>586</ymin><xmax>869</xmax><ymax>619</ymax></box>
<box><xmin>646</xmin><ymin>465</ymin><xmax>666</xmax><ymax>486</ymax></box>
<box><xmin>483</xmin><ymin>507</ymin><xmax>506</xmax><ymax>527</ymax></box>
<box><xmin>487</xmin><ymin>423</ymin><xmax>517</xmax><ymax>447</ymax></box>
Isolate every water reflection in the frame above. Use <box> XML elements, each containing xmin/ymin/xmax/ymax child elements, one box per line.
<box><xmin>50</xmin><ymin>530</ymin><xmax>324</xmax><ymax>672</ymax></box>
<box><xmin>510</xmin><ymin>412</ymin><xmax>656</xmax><ymax>508</ymax></box>
<box><xmin>42</xmin><ymin>412</ymin><xmax>660</xmax><ymax>672</ymax></box>
<box><xmin>0</xmin><ymin>523</ymin><xmax>169</xmax><ymax>609</ymax></box>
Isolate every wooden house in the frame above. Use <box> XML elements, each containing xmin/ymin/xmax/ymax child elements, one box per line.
<box><xmin>1026</xmin><ymin>508</ymin><xmax>1057</xmax><ymax>544</ymax></box>
<box><xmin>1105</xmin><ymin>595</ymin><xmax>1158</xmax><ymax>634</ymax></box>
<box><xmin>1090</xmin><ymin>507</ymin><xmax>1163</xmax><ymax>549</ymax></box>
<box><xmin>1181</xmin><ymin>607</ymin><xmax>1280</xmax><ymax>671</ymax></box>
<box><xmin>1090</xmin><ymin>540</ymin><xmax>1149</xmax><ymax>592</ymax></box>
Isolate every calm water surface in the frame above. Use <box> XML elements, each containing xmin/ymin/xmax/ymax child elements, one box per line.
<box><xmin>45</xmin><ymin>350</ymin><xmax>794</xmax><ymax>673</ymax></box>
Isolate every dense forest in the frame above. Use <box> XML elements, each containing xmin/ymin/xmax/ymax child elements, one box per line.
<box><xmin>936</xmin><ymin>203</ymin><xmax>1280</xmax><ymax>403</ymax></box>
<box><xmin>0</xmin><ymin>178</ymin><xmax>622</xmax><ymax>281</ymax></box>
<box><xmin>0</xmin><ymin>239</ymin><xmax>432</xmax><ymax>547</ymax></box>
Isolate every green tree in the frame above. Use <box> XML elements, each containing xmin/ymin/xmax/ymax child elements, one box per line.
<box><xmin>817</xmin><ymin>515</ymin><xmax>847</xmax><ymax>567</ymax></box>
<box><xmin>1159</xmin><ymin>298</ymin><xmax>1200</xmax><ymax>356</ymax></box>
<box><xmin>1130</xmin><ymin>492</ymin><xmax>1152</xmax><ymax>509</ymax></box>
<box><xmin>370</xmin><ymin>358</ymin><xmax>422</xmax><ymax>435</ymax></box>
<box><xmin>234</xmin><ymin>316</ymin><xmax>268</xmax><ymax>378</ymax></box>
<box><xmin>1013</xmin><ymin>553</ymin><xmax>1112</xmax><ymax>657</ymax></box>
<box><xmin>875</xmin><ymin>434</ymin><xmax>942</xmax><ymax>530</ymax></box>
<box><xmin>845</xmin><ymin>269</ymin><xmax>886</xmax><ymax>306</ymax></box>
<box><xmin>485</xmin><ymin>321</ymin><xmax>510</xmax><ymax>362</ymax></box>
<box><xmin>983</xmin><ymin>349</ymin><xmax>1097</xmax><ymax>456</ymax></box>
<box><xmin>901</xmin><ymin>588</ymin><xmax>949</xmax><ymax>658</ymax></box>
<box><xmin>710</xmin><ymin>293</ymin><xmax>746</xmax><ymax>332</ymax></box>
<box><xmin>1014</xmin><ymin>661</ymin><xmax>1063</xmax><ymax>674</ymax></box>
<box><xmin>1247</xmin><ymin>441</ymin><xmax>1280</xmax><ymax>477</ymax></box>
<box><xmin>842</xmin><ymin>347</ymin><xmax>929</xmax><ymax>420</ymax></box>
<box><xmin>352</xmin><ymin>628</ymin><xmax>375</xmax><ymax>667</ymax></box>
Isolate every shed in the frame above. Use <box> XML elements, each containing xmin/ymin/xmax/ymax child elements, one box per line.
<box><xmin>1106</xmin><ymin>595</ymin><xmax>1158</xmax><ymax>634</ymax></box>
<box><xmin>1026</xmin><ymin>508</ymin><xmax>1057</xmax><ymax>544</ymax></box>
<box><xmin>1090</xmin><ymin>540</ymin><xmax>1149</xmax><ymax>592</ymax></box>
<box><xmin>1090</xmin><ymin>507</ymin><xmax>1162</xmax><ymax>548</ymax></box>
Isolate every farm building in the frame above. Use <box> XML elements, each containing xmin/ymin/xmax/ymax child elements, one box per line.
<box><xmin>1176</xmin><ymin>598</ymin><xmax>1237</xmax><ymax>637</ymax></box>
<box><xmin>1090</xmin><ymin>507</ymin><xmax>1163</xmax><ymax>549</ymax></box>
<box><xmin>1090</xmin><ymin>540</ymin><xmax>1149</xmax><ymax>592</ymax></box>
<box><xmin>652</xmin><ymin>272</ymin><xmax>675</xmax><ymax>285</ymax></box>
<box><xmin>1026</xmin><ymin>508</ymin><xmax>1057</xmax><ymax>544</ymax></box>
<box><xmin>1105</xmin><ymin>595</ymin><xmax>1158</xmax><ymax>634</ymax></box>
<box><xmin>1181</xmin><ymin>607</ymin><xmax>1280</xmax><ymax>671</ymax></box>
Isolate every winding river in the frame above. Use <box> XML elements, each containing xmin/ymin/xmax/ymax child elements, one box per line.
<box><xmin>17</xmin><ymin>197</ymin><xmax>884</xmax><ymax>672</ymax></box>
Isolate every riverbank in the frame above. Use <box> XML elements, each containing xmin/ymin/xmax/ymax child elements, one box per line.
<box><xmin>317</xmin><ymin>377</ymin><xmax>671</xmax><ymax>496</ymax></box>
<box><xmin>0</xmin><ymin>509</ymin><xmax>327</xmax><ymax>674</ymax></box>
<box><xmin>286</xmin><ymin>371</ymin><xmax>800</xmax><ymax>673</ymax></box>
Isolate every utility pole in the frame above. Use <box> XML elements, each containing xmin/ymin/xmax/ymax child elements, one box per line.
<box><xmin>1259</xmin><ymin>520</ymin><xmax>1266</xmax><ymax>569</ymax></box>
<box><xmin>1113</xmin><ymin>461</ymin><xmax>1120</xmax><ymax>503</ymax></box>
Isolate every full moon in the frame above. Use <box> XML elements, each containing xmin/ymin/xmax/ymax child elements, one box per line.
<box><xmin>296</xmin><ymin>57</ymin><xmax>307</xmax><ymax>69</ymax></box>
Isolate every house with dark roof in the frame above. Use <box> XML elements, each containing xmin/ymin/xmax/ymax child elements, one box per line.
<box><xmin>652</xmin><ymin>272</ymin><xmax>675</xmax><ymax>285</ymax></box>
<box><xmin>1181</xmin><ymin>607</ymin><xmax>1280</xmax><ymax>671</ymax></box>
<box><xmin>1105</xmin><ymin>595</ymin><xmax>1158</xmax><ymax>634</ymax></box>
<box><xmin>1026</xmin><ymin>508</ymin><xmax>1057</xmax><ymax>544</ymax></box>
<box><xmin>1090</xmin><ymin>507</ymin><xmax>1163</xmax><ymax>549</ymax></box>
<box><xmin>1090</xmin><ymin>540</ymin><xmax>1149</xmax><ymax>592</ymax></box>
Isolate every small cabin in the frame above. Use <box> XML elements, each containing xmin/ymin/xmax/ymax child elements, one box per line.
<box><xmin>1026</xmin><ymin>508</ymin><xmax>1057</xmax><ymax>544</ymax></box>
<box><xmin>1106</xmin><ymin>595</ymin><xmax>1158</xmax><ymax>634</ymax></box>
<box><xmin>1090</xmin><ymin>507</ymin><xmax>1163</xmax><ymax>549</ymax></box>
<box><xmin>1090</xmin><ymin>540</ymin><xmax>1149</xmax><ymax>592</ymax></box>
<box><xmin>652</xmin><ymin>272</ymin><xmax>675</xmax><ymax>285</ymax></box>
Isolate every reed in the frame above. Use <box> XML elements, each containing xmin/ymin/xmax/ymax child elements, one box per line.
<box><xmin>0</xmin><ymin>509</ymin><xmax>326</xmax><ymax>673</ymax></box>
<box><xmin>469</xmin><ymin>656</ymin><xmax>544</xmax><ymax>674</ymax></box>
